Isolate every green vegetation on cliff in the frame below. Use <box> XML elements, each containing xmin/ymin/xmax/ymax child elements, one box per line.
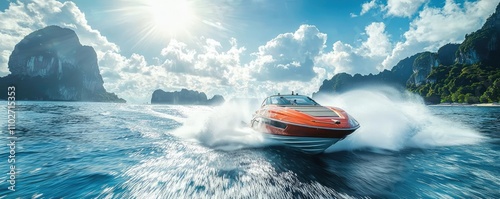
<box><xmin>411</xmin><ymin>5</ymin><xmax>500</xmax><ymax>104</ymax></box>
<box><xmin>408</xmin><ymin>63</ymin><xmax>500</xmax><ymax>104</ymax></box>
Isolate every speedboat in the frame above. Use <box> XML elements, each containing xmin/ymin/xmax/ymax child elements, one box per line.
<box><xmin>251</xmin><ymin>92</ymin><xmax>359</xmax><ymax>154</ymax></box>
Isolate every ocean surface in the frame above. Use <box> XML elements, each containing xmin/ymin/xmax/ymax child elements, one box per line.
<box><xmin>1</xmin><ymin>89</ymin><xmax>499</xmax><ymax>198</ymax></box>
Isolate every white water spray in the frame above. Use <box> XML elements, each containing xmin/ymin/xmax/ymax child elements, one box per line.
<box><xmin>171</xmin><ymin>99</ymin><xmax>270</xmax><ymax>151</ymax></box>
<box><xmin>315</xmin><ymin>86</ymin><xmax>484</xmax><ymax>153</ymax></box>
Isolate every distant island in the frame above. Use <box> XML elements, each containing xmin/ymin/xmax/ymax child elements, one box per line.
<box><xmin>151</xmin><ymin>89</ymin><xmax>225</xmax><ymax>105</ymax></box>
<box><xmin>0</xmin><ymin>25</ymin><xmax>125</xmax><ymax>102</ymax></box>
<box><xmin>314</xmin><ymin>3</ymin><xmax>500</xmax><ymax>104</ymax></box>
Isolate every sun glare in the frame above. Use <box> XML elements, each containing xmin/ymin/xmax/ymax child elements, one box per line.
<box><xmin>146</xmin><ymin>0</ymin><xmax>196</xmax><ymax>36</ymax></box>
<box><xmin>113</xmin><ymin>0</ymin><xmax>222</xmax><ymax>47</ymax></box>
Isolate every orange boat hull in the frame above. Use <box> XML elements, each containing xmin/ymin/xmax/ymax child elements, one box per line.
<box><xmin>251</xmin><ymin>104</ymin><xmax>359</xmax><ymax>154</ymax></box>
<box><xmin>261</xmin><ymin>120</ymin><xmax>357</xmax><ymax>138</ymax></box>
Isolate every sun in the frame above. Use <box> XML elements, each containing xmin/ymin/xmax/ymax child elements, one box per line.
<box><xmin>145</xmin><ymin>0</ymin><xmax>196</xmax><ymax>36</ymax></box>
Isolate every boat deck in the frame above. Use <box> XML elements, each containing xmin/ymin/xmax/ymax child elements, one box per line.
<box><xmin>284</xmin><ymin>106</ymin><xmax>339</xmax><ymax>117</ymax></box>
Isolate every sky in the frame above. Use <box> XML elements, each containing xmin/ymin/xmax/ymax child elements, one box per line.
<box><xmin>0</xmin><ymin>0</ymin><xmax>499</xmax><ymax>103</ymax></box>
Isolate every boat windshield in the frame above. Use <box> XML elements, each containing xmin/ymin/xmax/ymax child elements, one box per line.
<box><xmin>269</xmin><ymin>95</ymin><xmax>319</xmax><ymax>106</ymax></box>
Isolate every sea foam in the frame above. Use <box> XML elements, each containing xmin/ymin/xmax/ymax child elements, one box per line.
<box><xmin>314</xmin><ymin>86</ymin><xmax>484</xmax><ymax>153</ymax></box>
<box><xmin>171</xmin><ymin>99</ymin><xmax>269</xmax><ymax>151</ymax></box>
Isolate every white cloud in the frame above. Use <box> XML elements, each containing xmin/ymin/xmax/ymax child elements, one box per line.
<box><xmin>160</xmin><ymin>40</ymin><xmax>197</xmax><ymax>74</ymax></box>
<box><xmin>360</xmin><ymin>0</ymin><xmax>378</xmax><ymax>16</ymax></box>
<box><xmin>382</xmin><ymin>0</ymin><xmax>500</xmax><ymax>70</ymax></box>
<box><xmin>160</xmin><ymin>37</ymin><xmax>245</xmax><ymax>83</ymax></box>
<box><xmin>316</xmin><ymin>41</ymin><xmax>381</xmax><ymax>76</ymax></box>
<box><xmin>360</xmin><ymin>22</ymin><xmax>392</xmax><ymax>57</ymax></box>
<box><xmin>385</xmin><ymin>0</ymin><xmax>427</xmax><ymax>18</ymax></box>
<box><xmin>99</xmin><ymin>48</ymin><xmax>241</xmax><ymax>103</ymax></box>
<box><xmin>248</xmin><ymin>24</ymin><xmax>326</xmax><ymax>81</ymax></box>
<box><xmin>315</xmin><ymin>22</ymin><xmax>390</xmax><ymax>76</ymax></box>
<box><xmin>151</xmin><ymin>26</ymin><xmax>332</xmax><ymax>98</ymax></box>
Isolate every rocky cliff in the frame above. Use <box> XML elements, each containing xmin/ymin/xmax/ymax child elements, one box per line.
<box><xmin>456</xmin><ymin>4</ymin><xmax>500</xmax><ymax>65</ymax></box>
<box><xmin>407</xmin><ymin>52</ymin><xmax>439</xmax><ymax>86</ymax></box>
<box><xmin>151</xmin><ymin>89</ymin><xmax>225</xmax><ymax>105</ymax></box>
<box><xmin>437</xmin><ymin>44</ymin><xmax>459</xmax><ymax>66</ymax></box>
<box><xmin>0</xmin><ymin>26</ymin><xmax>125</xmax><ymax>102</ymax></box>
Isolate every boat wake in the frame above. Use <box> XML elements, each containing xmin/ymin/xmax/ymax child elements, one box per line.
<box><xmin>171</xmin><ymin>99</ymin><xmax>271</xmax><ymax>151</ymax></box>
<box><xmin>315</xmin><ymin>86</ymin><xmax>484</xmax><ymax>153</ymax></box>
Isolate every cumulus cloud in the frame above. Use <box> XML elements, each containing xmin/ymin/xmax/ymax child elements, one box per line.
<box><xmin>96</xmin><ymin>35</ymin><xmax>253</xmax><ymax>103</ymax></box>
<box><xmin>382</xmin><ymin>0</ymin><xmax>500</xmax><ymax>69</ymax></box>
<box><xmin>360</xmin><ymin>22</ymin><xmax>392</xmax><ymax>57</ymax></box>
<box><xmin>99</xmin><ymin>46</ymin><xmax>245</xmax><ymax>103</ymax></box>
<box><xmin>315</xmin><ymin>22</ymin><xmax>390</xmax><ymax>76</ymax></box>
<box><xmin>248</xmin><ymin>24</ymin><xmax>326</xmax><ymax>82</ymax></box>
<box><xmin>385</xmin><ymin>0</ymin><xmax>426</xmax><ymax>18</ymax></box>
<box><xmin>316</xmin><ymin>41</ymin><xmax>381</xmax><ymax>76</ymax></box>
<box><xmin>234</xmin><ymin>65</ymin><xmax>329</xmax><ymax>100</ymax></box>
<box><xmin>160</xmin><ymin>40</ymin><xmax>197</xmax><ymax>74</ymax></box>
<box><xmin>360</xmin><ymin>0</ymin><xmax>378</xmax><ymax>16</ymax></box>
<box><xmin>160</xmin><ymin>37</ymin><xmax>245</xmax><ymax>83</ymax></box>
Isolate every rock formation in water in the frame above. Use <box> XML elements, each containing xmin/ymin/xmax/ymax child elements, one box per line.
<box><xmin>0</xmin><ymin>25</ymin><xmax>125</xmax><ymax>102</ymax></box>
<box><xmin>151</xmin><ymin>89</ymin><xmax>225</xmax><ymax>105</ymax></box>
<box><xmin>206</xmin><ymin>94</ymin><xmax>225</xmax><ymax>105</ymax></box>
